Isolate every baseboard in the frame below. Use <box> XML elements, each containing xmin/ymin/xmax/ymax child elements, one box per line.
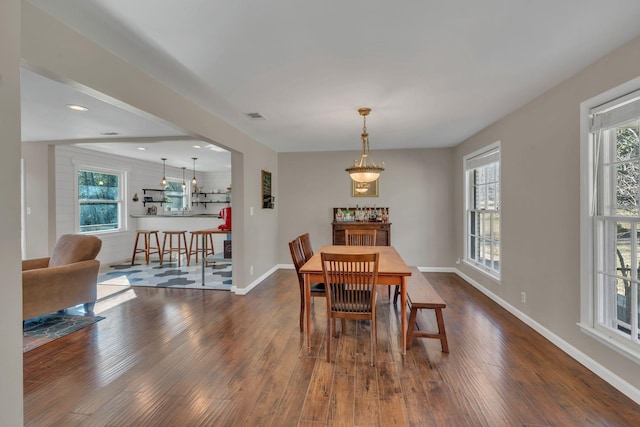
<box><xmin>233</xmin><ymin>265</ymin><xmax>280</xmax><ymax>295</ymax></box>
<box><xmin>453</xmin><ymin>268</ymin><xmax>640</xmax><ymax>406</ymax></box>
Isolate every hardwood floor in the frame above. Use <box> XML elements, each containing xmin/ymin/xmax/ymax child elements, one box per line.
<box><xmin>24</xmin><ymin>271</ymin><xmax>640</xmax><ymax>426</ymax></box>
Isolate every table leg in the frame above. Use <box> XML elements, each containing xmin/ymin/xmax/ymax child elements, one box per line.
<box><xmin>401</xmin><ymin>277</ymin><xmax>407</xmax><ymax>355</ymax></box>
<box><xmin>304</xmin><ymin>273</ymin><xmax>311</xmax><ymax>350</ymax></box>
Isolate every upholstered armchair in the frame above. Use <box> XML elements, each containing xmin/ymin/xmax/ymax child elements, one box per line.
<box><xmin>22</xmin><ymin>234</ymin><xmax>102</xmax><ymax>320</ymax></box>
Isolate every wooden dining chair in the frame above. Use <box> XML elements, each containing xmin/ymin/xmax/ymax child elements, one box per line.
<box><xmin>298</xmin><ymin>232</ymin><xmax>314</xmax><ymax>261</ymax></box>
<box><xmin>321</xmin><ymin>252</ymin><xmax>380</xmax><ymax>366</ymax></box>
<box><xmin>345</xmin><ymin>229</ymin><xmax>377</xmax><ymax>246</ymax></box>
<box><xmin>289</xmin><ymin>237</ymin><xmax>326</xmax><ymax>332</ymax></box>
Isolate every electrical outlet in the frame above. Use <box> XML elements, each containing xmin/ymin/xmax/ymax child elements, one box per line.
<box><xmin>455</xmin><ymin>258</ymin><xmax>461</xmax><ymax>265</ymax></box>
<box><xmin>521</xmin><ymin>292</ymin><xmax>526</xmax><ymax>304</ymax></box>
<box><xmin>250</xmin><ymin>265</ymin><xmax>254</xmax><ymax>275</ymax></box>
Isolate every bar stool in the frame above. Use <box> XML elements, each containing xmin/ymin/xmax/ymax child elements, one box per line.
<box><xmin>161</xmin><ymin>231</ymin><xmax>190</xmax><ymax>266</ymax></box>
<box><xmin>189</xmin><ymin>229</ymin><xmax>215</xmax><ymax>263</ymax></box>
<box><xmin>131</xmin><ymin>230</ymin><xmax>162</xmax><ymax>265</ymax></box>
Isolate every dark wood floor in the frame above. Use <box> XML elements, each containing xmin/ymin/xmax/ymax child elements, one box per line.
<box><xmin>24</xmin><ymin>271</ymin><xmax>640</xmax><ymax>426</ymax></box>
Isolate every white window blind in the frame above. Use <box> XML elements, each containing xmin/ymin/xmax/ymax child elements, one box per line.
<box><xmin>591</xmin><ymin>89</ymin><xmax>640</xmax><ymax>132</ymax></box>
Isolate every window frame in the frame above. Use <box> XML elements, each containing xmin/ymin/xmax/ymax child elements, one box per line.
<box><xmin>463</xmin><ymin>141</ymin><xmax>501</xmax><ymax>281</ymax></box>
<box><xmin>75</xmin><ymin>164</ymin><xmax>127</xmax><ymax>235</ymax></box>
<box><xmin>580</xmin><ymin>76</ymin><xmax>640</xmax><ymax>364</ymax></box>
<box><xmin>163</xmin><ymin>177</ymin><xmax>189</xmax><ymax>211</ymax></box>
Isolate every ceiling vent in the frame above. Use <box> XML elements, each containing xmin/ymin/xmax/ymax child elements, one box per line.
<box><xmin>243</xmin><ymin>112</ymin><xmax>267</xmax><ymax>120</ymax></box>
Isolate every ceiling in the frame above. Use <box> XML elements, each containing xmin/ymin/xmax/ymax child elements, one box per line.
<box><xmin>22</xmin><ymin>1</ymin><xmax>640</xmax><ymax>167</ymax></box>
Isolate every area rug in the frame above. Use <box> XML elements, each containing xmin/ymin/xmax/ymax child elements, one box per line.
<box><xmin>98</xmin><ymin>258</ymin><xmax>232</xmax><ymax>291</ymax></box>
<box><xmin>23</xmin><ymin>313</ymin><xmax>105</xmax><ymax>353</ymax></box>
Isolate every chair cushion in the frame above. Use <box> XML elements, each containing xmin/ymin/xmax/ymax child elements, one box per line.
<box><xmin>310</xmin><ymin>282</ymin><xmax>325</xmax><ymax>292</ymax></box>
<box><xmin>49</xmin><ymin>234</ymin><xmax>102</xmax><ymax>267</ymax></box>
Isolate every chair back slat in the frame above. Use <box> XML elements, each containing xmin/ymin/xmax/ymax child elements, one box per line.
<box><xmin>321</xmin><ymin>253</ymin><xmax>379</xmax><ymax>314</ymax></box>
<box><xmin>298</xmin><ymin>233</ymin><xmax>314</xmax><ymax>261</ymax></box>
<box><xmin>345</xmin><ymin>229</ymin><xmax>377</xmax><ymax>246</ymax></box>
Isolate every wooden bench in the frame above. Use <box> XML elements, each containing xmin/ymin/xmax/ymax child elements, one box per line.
<box><xmin>405</xmin><ymin>267</ymin><xmax>449</xmax><ymax>352</ymax></box>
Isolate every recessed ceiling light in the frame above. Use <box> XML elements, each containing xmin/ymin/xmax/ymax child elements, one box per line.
<box><xmin>137</xmin><ymin>147</ymin><xmax>147</xmax><ymax>151</ymax></box>
<box><xmin>66</xmin><ymin>104</ymin><xmax>88</xmax><ymax>111</ymax></box>
<box><xmin>192</xmin><ymin>145</ymin><xmax>201</xmax><ymax>149</ymax></box>
<box><xmin>99</xmin><ymin>132</ymin><xmax>120</xmax><ymax>136</ymax></box>
<box><xmin>208</xmin><ymin>145</ymin><xmax>226</xmax><ymax>152</ymax></box>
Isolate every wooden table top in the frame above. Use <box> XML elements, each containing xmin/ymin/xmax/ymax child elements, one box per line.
<box><xmin>300</xmin><ymin>245</ymin><xmax>412</xmax><ymax>277</ymax></box>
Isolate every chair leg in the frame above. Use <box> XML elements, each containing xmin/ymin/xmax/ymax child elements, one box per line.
<box><xmin>299</xmin><ymin>285</ymin><xmax>305</xmax><ymax>333</ymax></box>
<box><xmin>326</xmin><ymin>314</ymin><xmax>332</xmax><ymax>363</ymax></box>
<box><xmin>131</xmin><ymin>232</ymin><xmax>141</xmax><ymax>265</ymax></box>
<box><xmin>153</xmin><ymin>232</ymin><xmax>162</xmax><ymax>265</ymax></box>
<box><xmin>371</xmin><ymin>316</ymin><xmax>377</xmax><ymax>367</ymax></box>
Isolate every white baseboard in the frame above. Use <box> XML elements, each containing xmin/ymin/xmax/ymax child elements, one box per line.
<box><xmin>453</xmin><ymin>268</ymin><xmax>640</xmax><ymax>406</ymax></box>
<box><xmin>233</xmin><ymin>265</ymin><xmax>281</xmax><ymax>295</ymax></box>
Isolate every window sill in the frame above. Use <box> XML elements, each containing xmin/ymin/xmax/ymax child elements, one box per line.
<box><xmin>578</xmin><ymin>323</ymin><xmax>640</xmax><ymax>365</ymax></box>
<box><xmin>462</xmin><ymin>259</ymin><xmax>501</xmax><ymax>284</ymax></box>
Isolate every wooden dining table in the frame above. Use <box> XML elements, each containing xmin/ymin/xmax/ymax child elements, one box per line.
<box><xmin>299</xmin><ymin>245</ymin><xmax>413</xmax><ymax>354</ymax></box>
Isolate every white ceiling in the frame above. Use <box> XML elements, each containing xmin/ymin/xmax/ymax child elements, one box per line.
<box><xmin>22</xmin><ymin>1</ymin><xmax>640</xmax><ymax>165</ymax></box>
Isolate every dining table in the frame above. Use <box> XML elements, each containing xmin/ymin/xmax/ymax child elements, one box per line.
<box><xmin>299</xmin><ymin>245</ymin><xmax>413</xmax><ymax>354</ymax></box>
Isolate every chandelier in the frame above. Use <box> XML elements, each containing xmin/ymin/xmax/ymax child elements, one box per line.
<box><xmin>346</xmin><ymin>107</ymin><xmax>384</xmax><ymax>183</ymax></box>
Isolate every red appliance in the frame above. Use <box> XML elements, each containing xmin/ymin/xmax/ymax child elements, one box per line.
<box><xmin>218</xmin><ymin>206</ymin><xmax>231</xmax><ymax>231</ymax></box>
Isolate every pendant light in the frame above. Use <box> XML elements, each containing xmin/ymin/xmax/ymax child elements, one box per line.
<box><xmin>345</xmin><ymin>107</ymin><xmax>384</xmax><ymax>183</ymax></box>
<box><xmin>191</xmin><ymin>157</ymin><xmax>198</xmax><ymax>185</ymax></box>
<box><xmin>181</xmin><ymin>167</ymin><xmax>186</xmax><ymax>190</ymax></box>
<box><xmin>160</xmin><ymin>158</ymin><xmax>167</xmax><ymax>188</ymax></box>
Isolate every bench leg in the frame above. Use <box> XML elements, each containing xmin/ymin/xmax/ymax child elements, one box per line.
<box><xmin>406</xmin><ymin>307</ymin><xmax>418</xmax><ymax>349</ymax></box>
<box><xmin>435</xmin><ymin>308</ymin><xmax>449</xmax><ymax>353</ymax></box>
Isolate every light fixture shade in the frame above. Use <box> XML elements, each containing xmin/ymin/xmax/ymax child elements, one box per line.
<box><xmin>191</xmin><ymin>157</ymin><xmax>197</xmax><ymax>185</ymax></box>
<box><xmin>346</xmin><ymin>108</ymin><xmax>384</xmax><ymax>183</ymax></box>
<box><xmin>346</xmin><ymin>165</ymin><xmax>383</xmax><ymax>183</ymax></box>
<box><xmin>161</xmin><ymin>158</ymin><xmax>168</xmax><ymax>188</ymax></box>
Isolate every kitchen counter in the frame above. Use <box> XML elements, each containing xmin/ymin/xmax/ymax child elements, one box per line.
<box><xmin>130</xmin><ymin>214</ymin><xmax>220</xmax><ymax>218</ymax></box>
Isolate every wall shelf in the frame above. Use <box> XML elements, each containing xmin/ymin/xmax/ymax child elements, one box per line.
<box><xmin>142</xmin><ymin>188</ymin><xmax>167</xmax><ymax>206</ymax></box>
<box><xmin>191</xmin><ymin>191</ymin><xmax>230</xmax><ymax>208</ymax></box>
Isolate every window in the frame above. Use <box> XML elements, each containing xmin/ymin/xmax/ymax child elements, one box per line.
<box><xmin>78</xmin><ymin>169</ymin><xmax>124</xmax><ymax>233</ymax></box>
<box><xmin>164</xmin><ymin>179</ymin><xmax>188</xmax><ymax>211</ymax></box>
<box><xmin>464</xmin><ymin>142</ymin><xmax>501</xmax><ymax>279</ymax></box>
<box><xmin>586</xmin><ymin>89</ymin><xmax>640</xmax><ymax>357</ymax></box>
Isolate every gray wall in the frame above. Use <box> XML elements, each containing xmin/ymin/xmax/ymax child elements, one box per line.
<box><xmin>453</xmin><ymin>36</ymin><xmax>640</xmax><ymax>389</ymax></box>
<box><xmin>1</xmin><ymin>0</ymin><xmax>23</xmax><ymax>423</ymax></box>
<box><xmin>278</xmin><ymin>148</ymin><xmax>455</xmax><ymax>268</ymax></box>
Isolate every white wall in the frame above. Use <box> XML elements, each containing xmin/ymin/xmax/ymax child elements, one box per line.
<box><xmin>34</xmin><ymin>145</ymin><xmax>230</xmax><ymax>265</ymax></box>
<box><xmin>0</xmin><ymin>0</ymin><xmax>24</xmax><ymax>423</ymax></box>
<box><xmin>22</xmin><ymin>141</ymin><xmax>50</xmax><ymax>258</ymax></box>
<box><xmin>278</xmin><ymin>148</ymin><xmax>455</xmax><ymax>268</ymax></box>
<box><xmin>453</xmin><ymin>36</ymin><xmax>640</xmax><ymax>393</ymax></box>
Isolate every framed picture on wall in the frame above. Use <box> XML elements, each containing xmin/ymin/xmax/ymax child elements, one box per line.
<box><xmin>352</xmin><ymin>179</ymin><xmax>379</xmax><ymax>197</ymax></box>
<box><xmin>262</xmin><ymin>170</ymin><xmax>274</xmax><ymax>208</ymax></box>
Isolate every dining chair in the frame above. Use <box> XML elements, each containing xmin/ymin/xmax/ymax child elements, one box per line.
<box><xmin>321</xmin><ymin>252</ymin><xmax>380</xmax><ymax>366</ymax></box>
<box><xmin>345</xmin><ymin>229</ymin><xmax>377</xmax><ymax>246</ymax></box>
<box><xmin>298</xmin><ymin>232</ymin><xmax>314</xmax><ymax>261</ymax></box>
<box><xmin>289</xmin><ymin>237</ymin><xmax>326</xmax><ymax>332</ymax></box>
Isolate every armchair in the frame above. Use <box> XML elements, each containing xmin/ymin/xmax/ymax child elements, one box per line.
<box><xmin>22</xmin><ymin>234</ymin><xmax>102</xmax><ymax>320</ymax></box>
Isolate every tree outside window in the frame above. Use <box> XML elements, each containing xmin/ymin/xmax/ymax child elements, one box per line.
<box><xmin>78</xmin><ymin>170</ymin><xmax>121</xmax><ymax>232</ymax></box>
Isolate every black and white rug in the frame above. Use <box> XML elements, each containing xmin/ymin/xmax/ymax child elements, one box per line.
<box><xmin>98</xmin><ymin>257</ymin><xmax>232</xmax><ymax>291</ymax></box>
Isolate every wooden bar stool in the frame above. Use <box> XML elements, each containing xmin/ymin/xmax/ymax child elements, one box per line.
<box><xmin>189</xmin><ymin>229</ymin><xmax>215</xmax><ymax>263</ymax></box>
<box><xmin>161</xmin><ymin>231</ymin><xmax>190</xmax><ymax>266</ymax></box>
<box><xmin>131</xmin><ymin>230</ymin><xmax>162</xmax><ymax>265</ymax></box>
